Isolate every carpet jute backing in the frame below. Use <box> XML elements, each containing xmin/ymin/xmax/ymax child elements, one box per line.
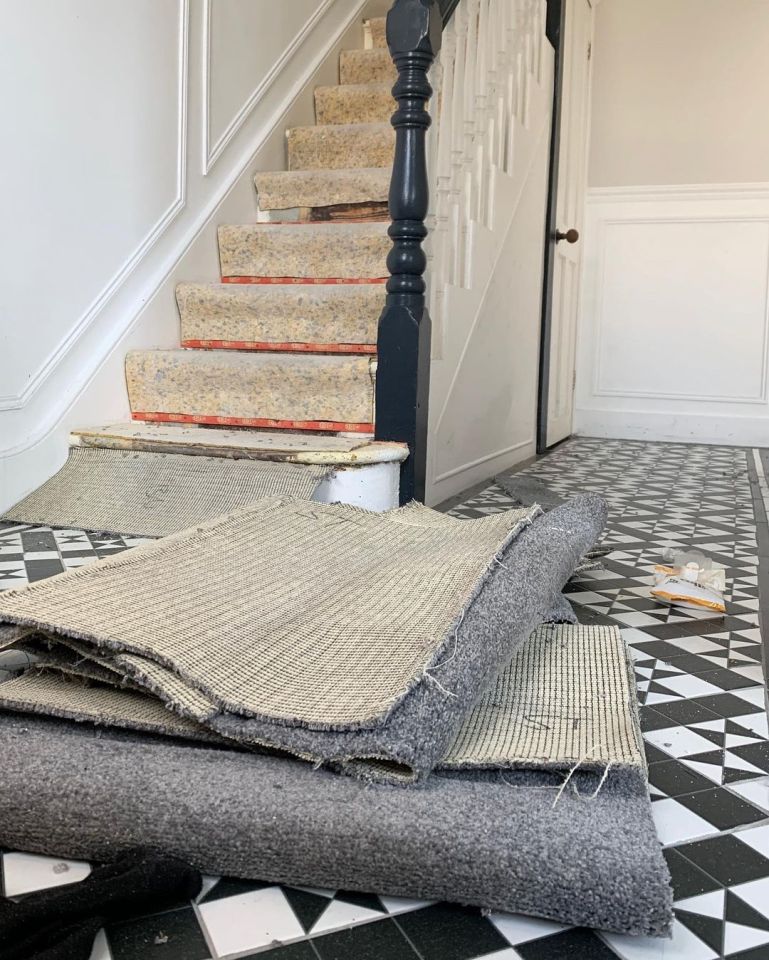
<box><xmin>0</xmin><ymin>625</ymin><xmax>643</xmax><ymax>773</ymax></box>
<box><xmin>1</xmin><ymin>446</ymin><xmax>328</xmax><ymax>537</ymax></box>
<box><xmin>441</xmin><ymin>624</ymin><xmax>644</xmax><ymax>769</ymax></box>
<box><xmin>0</xmin><ymin>497</ymin><xmax>537</xmax><ymax>729</ymax></box>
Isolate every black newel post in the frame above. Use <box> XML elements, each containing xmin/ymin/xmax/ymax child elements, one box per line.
<box><xmin>375</xmin><ymin>0</ymin><xmax>441</xmax><ymax>504</ymax></box>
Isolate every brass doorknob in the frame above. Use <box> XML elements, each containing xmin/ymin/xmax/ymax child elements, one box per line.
<box><xmin>555</xmin><ymin>228</ymin><xmax>579</xmax><ymax>244</ymax></box>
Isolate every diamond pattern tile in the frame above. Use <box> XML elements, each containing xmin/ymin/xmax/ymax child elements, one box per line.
<box><xmin>1</xmin><ymin>438</ymin><xmax>768</xmax><ymax>959</ymax></box>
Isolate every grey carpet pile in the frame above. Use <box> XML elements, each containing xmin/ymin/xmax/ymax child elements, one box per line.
<box><xmin>0</xmin><ymin>714</ymin><xmax>672</xmax><ymax>937</ymax></box>
<box><xmin>0</xmin><ymin>492</ymin><xmax>673</xmax><ymax>935</ymax></box>
<box><xmin>2</xmin><ymin>446</ymin><xmax>328</xmax><ymax>537</ymax></box>
<box><xmin>495</xmin><ymin>472</ymin><xmax>613</xmax><ymax>572</ymax></box>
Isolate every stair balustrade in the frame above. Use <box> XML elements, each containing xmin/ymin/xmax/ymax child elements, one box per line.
<box><xmin>374</xmin><ymin>0</ymin><xmax>441</xmax><ymax>504</ymax></box>
<box><xmin>377</xmin><ymin>0</ymin><xmax>546</xmax><ymax>504</ymax></box>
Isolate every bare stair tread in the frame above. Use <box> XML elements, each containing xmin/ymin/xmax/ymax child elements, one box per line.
<box><xmin>71</xmin><ymin>423</ymin><xmax>407</xmax><ymax>464</ymax></box>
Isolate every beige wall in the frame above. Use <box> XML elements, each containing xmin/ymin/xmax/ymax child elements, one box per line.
<box><xmin>588</xmin><ymin>0</ymin><xmax>769</xmax><ymax>187</ymax></box>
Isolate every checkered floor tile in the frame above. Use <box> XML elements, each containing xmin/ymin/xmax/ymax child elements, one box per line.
<box><xmin>1</xmin><ymin>438</ymin><xmax>768</xmax><ymax>959</ymax></box>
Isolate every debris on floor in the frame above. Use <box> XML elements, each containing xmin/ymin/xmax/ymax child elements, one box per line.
<box><xmin>652</xmin><ymin>549</ymin><xmax>726</xmax><ymax>613</ymax></box>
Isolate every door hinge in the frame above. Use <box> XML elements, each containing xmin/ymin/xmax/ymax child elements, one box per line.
<box><xmin>573</xmin><ymin>369</ymin><xmax>577</xmax><ymax>391</ymax></box>
<box><xmin>587</xmin><ymin>42</ymin><xmax>592</xmax><ymax>60</ymax></box>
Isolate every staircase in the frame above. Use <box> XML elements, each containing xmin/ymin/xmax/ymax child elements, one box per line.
<box><xmin>72</xmin><ymin>15</ymin><xmax>409</xmax><ymax>509</ymax></box>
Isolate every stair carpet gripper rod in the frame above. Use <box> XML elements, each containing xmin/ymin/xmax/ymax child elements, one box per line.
<box><xmin>0</xmin><ymin>493</ymin><xmax>673</xmax><ymax>936</ymax></box>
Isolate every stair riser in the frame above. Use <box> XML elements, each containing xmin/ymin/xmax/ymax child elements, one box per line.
<box><xmin>217</xmin><ymin>224</ymin><xmax>390</xmax><ymax>280</ymax></box>
<box><xmin>288</xmin><ymin>124</ymin><xmax>394</xmax><ymax>171</ymax></box>
<box><xmin>314</xmin><ymin>85</ymin><xmax>394</xmax><ymax>125</ymax></box>
<box><xmin>254</xmin><ymin>168</ymin><xmax>390</xmax><ymax>212</ymax></box>
<box><xmin>340</xmin><ymin>49</ymin><xmax>396</xmax><ymax>84</ymax></box>
<box><xmin>177</xmin><ymin>283</ymin><xmax>381</xmax><ymax>352</ymax></box>
<box><xmin>364</xmin><ymin>17</ymin><xmax>387</xmax><ymax>49</ymax></box>
<box><xmin>126</xmin><ymin>352</ymin><xmax>375</xmax><ymax>431</ymax></box>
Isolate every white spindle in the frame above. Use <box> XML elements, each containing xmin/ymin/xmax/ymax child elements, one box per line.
<box><xmin>426</xmin><ymin>0</ymin><xmax>547</xmax><ymax>357</ymax></box>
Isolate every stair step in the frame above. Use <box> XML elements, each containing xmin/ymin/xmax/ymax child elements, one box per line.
<box><xmin>253</xmin><ymin>168</ymin><xmax>390</xmax><ymax>212</ymax></box>
<box><xmin>176</xmin><ymin>282</ymin><xmax>381</xmax><ymax>352</ymax></box>
<box><xmin>340</xmin><ymin>48</ymin><xmax>396</xmax><ymax>84</ymax></box>
<box><xmin>364</xmin><ymin>17</ymin><xmax>387</xmax><ymax>49</ymax></box>
<box><xmin>72</xmin><ymin>423</ymin><xmax>407</xmax><ymax>465</ymax></box>
<box><xmin>315</xmin><ymin>83</ymin><xmax>394</xmax><ymax>125</ymax></box>
<box><xmin>218</xmin><ymin>222</ymin><xmax>390</xmax><ymax>280</ymax></box>
<box><xmin>287</xmin><ymin>121</ymin><xmax>394</xmax><ymax>171</ymax></box>
<box><xmin>126</xmin><ymin>350</ymin><xmax>375</xmax><ymax>432</ymax></box>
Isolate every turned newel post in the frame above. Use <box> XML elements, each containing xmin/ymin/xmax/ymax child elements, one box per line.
<box><xmin>375</xmin><ymin>0</ymin><xmax>442</xmax><ymax>504</ymax></box>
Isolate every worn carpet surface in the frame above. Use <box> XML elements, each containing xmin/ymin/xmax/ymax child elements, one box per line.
<box><xmin>0</xmin><ymin>711</ymin><xmax>672</xmax><ymax>937</ymax></box>
<box><xmin>0</xmin><ymin>495</ymin><xmax>608</xmax><ymax>780</ymax></box>
<box><xmin>2</xmin><ymin>446</ymin><xmax>327</xmax><ymax>537</ymax></box>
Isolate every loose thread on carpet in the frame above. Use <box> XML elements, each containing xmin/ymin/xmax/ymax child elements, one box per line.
<box><xmin>551</xmin><ymin>740</ymin><xmax>607</xmax><ymax>809</ymax></box>
<box><xmin>423</xmin><ymin>609</ymin><xmax>465</xmax><ymax>699</ymax></box>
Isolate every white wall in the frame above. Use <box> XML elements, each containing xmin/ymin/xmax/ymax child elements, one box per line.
<box><xmin>0</xmin><ymin>0</ymin><xmax>377</xmax><ymax>510</ymax></box>
<box><xmin>575</xmin><ymin>0</ymin><xmax>769</xmax><ymax>445</ymax></box>
<box><xmin>588</xmin><ymin>0</ymin><xmax>769</xmax><ymax>187</ymax></box>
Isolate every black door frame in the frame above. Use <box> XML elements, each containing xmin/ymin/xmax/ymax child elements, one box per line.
<box><xmin>536</xmin><ymin>0</ymin><xmax>568</xmax><ymax>453</ymax></box>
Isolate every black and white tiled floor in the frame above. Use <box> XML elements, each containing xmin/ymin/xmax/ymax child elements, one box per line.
<box><xmin>1</xmin><ymin>438</ymin><xmax>768</xmax><ymax>960</ymax></box>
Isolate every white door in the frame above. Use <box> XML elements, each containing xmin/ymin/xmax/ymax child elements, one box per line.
<box><xmin>545</xmin><ymin>0</ymin><xmax>594</xmax><ymax>447</ymax></box>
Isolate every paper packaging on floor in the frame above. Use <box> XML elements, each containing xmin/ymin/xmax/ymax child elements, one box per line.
<box><xmin>651</xmin><ymin>549</ymin><xmax>726</xmax><ymax>613</ymax></box>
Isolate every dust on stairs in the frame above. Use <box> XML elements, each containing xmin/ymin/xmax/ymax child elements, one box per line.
<box><xmin>74</xmin><ymin>16</ymin><xmax>408</xmax><ymax>508</ymax></box>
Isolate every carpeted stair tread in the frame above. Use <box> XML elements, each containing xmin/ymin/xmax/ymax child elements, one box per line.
<box><xmin>364</xmin><ymin>16</ymin><xmax>387</xmax><ymax>49</ymax></box>
<box><xmin>218</xmin><ymin>221</ymin><xmax>390</xmax><ymax>279</ymax></box>
<box><xmin>253</xmin><ymin>168</ymin><xmax>390</xmax><ymax>212</ymax></box>
<box><xmin>125</xmin><ymin>349</ymin><xmax>375</xmax><ymax>430</ymax></box>
<box><xmin>287</xmin><ymin>121</ymin><xmax>394</xmax><ymax>171</ymax></box>
<box><xmin>340</xmin><ymin>48</ymin><xmax>396</xmax><ymax>84</ymax></box>
<box><xmin>71</xmin><ymin>423</ymin><xmax>408</xmax><ymax>464</ymax></box>
<box><xmin>314</xmin><ymin>83</ymin><xmax>394</xmax><ymax>125</ymax></box>
<box><xmin>176</xmin><ymin>282</ymin><xmax>381</xmax><ymax>351</ymax></box>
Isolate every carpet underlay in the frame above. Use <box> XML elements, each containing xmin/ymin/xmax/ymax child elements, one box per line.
<box><xmin>0</xmin><ymin>493</ymin><xmax>673</xmax><ymax>936</ymax></box>
<box><xmin>1</xmin><ymin>446</ymin><xmax>328</xmax><ymax>537</ymax></box>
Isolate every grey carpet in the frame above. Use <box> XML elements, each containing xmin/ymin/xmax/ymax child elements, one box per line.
<box><xmin>0</xmin><ymin>713</ymin><xmax>672</xmax><ymax>937</ymax></box>
<box><xmin>494</xmin><ymin>475</ymin><xmax>566</xmax><ymax>511</ymax></box>
<box><xmin>0</xmin><ymin>496</ymin><xmax>606</xmax><ymax>782</ymax></box>
<box><xmin>2</xmin><ymin>446</ymin><xmax>328</xmax><ymax>537</ymax></box>
<box><xmin>495</xmin><ymin>472</ymin><xmax>612</xmax><ymax>573</ymax></box>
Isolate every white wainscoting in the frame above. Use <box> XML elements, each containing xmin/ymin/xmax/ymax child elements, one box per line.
<box><xmin>0</xmin><ymin>0</ymin><xmax>374</xmax><ymax>510</ymax></box>
<box><xmin>574</xmin><ymin>183</ymin><xmax>769</xmax><ymax>445</ymax></box>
